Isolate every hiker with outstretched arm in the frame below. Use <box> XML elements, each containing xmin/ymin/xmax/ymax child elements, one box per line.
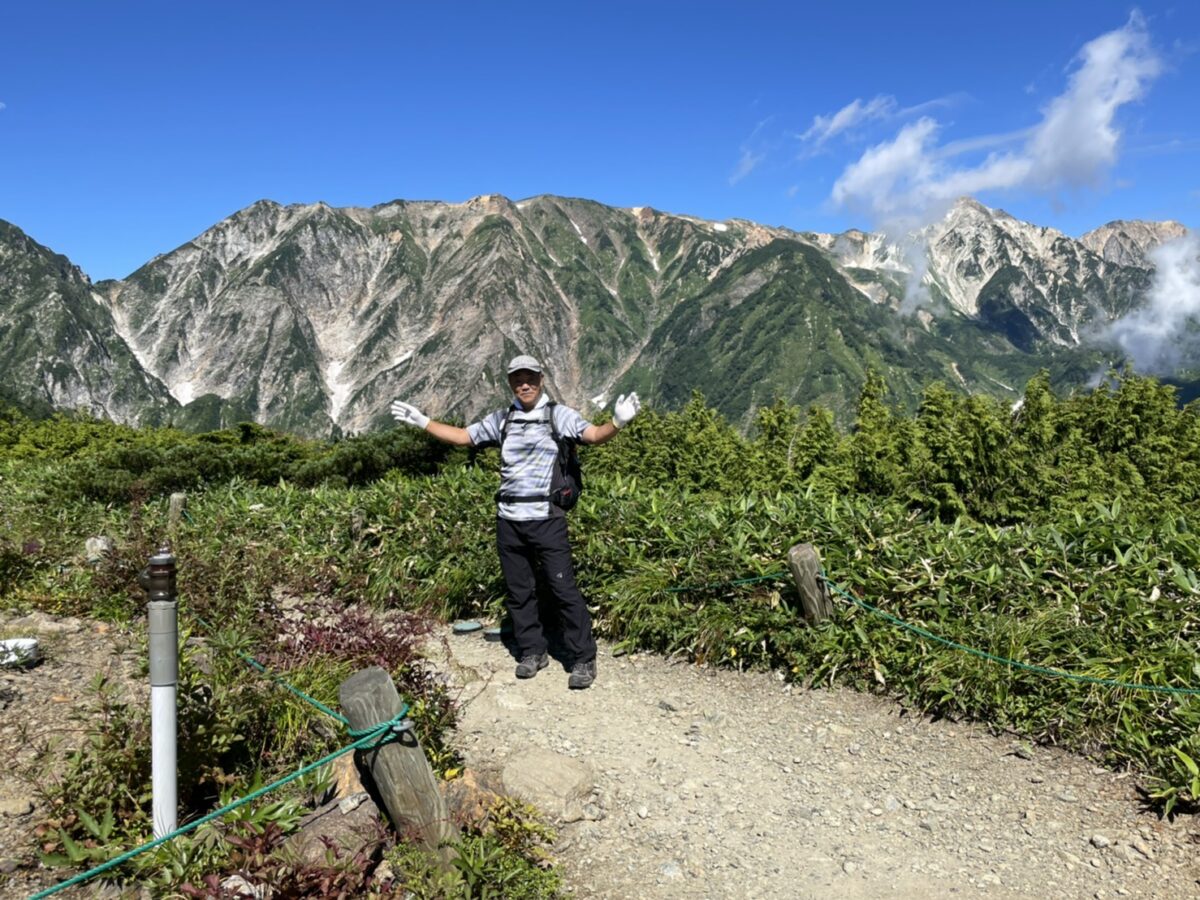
<box><xmin>391</xmin><ymin>354</ymin><xmax>641</xmax><ymax>690</ymax></box>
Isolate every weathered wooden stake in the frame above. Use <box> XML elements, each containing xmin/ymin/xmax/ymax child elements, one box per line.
<box><xmin>168</xmin><ymin>492</ymin><xmax>188</xmax><ymax>538</ymax></box>
<box><xmin>788</xmin><ymin>543</ymin><xmax>834</xmax><ymax>624</ymax></box>
<box><xmin>338</xmin><ymin>666</ymin><xmax>455</xmax><ymax>859</ymax></box>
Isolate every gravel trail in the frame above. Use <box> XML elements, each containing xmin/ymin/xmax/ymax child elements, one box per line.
<box><xmin>3</xmin><ymin>614</ymin><xmax>1199</xmax><ymax>899</ymax></box>
<box><xmin>445</xmin><ymin>633</ymin><xmax>1200</xmax><ymax>899</ymax></box>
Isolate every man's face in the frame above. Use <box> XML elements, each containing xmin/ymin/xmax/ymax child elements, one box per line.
<box><xmin>508</xmin><ymin>369</ymin><xmax>543</xmax><ymax>409</ymax></box>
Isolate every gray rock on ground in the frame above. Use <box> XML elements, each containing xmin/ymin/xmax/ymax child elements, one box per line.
<box><xmin>4</xmin><ymin>611</ymin><xmax>84</xmax><ymax>635</ymax></box>
<box><xmin>502</xmin><ymin>747</ymin><xmax>595</xmax><ymax>823</ymax></box>
<box><xmin>282</xmin><ymin>792</ymin><xmax>385</xmax><ymax>868</ymax></box>
<box><xmin>85</xmin><ymin>536</ymin><xmax>114</xmax><ymax>563</ymax></box>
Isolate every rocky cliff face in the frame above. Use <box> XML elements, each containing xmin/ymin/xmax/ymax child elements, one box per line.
<box><xmin>0</xmin><ymin>196</ymin><xmax>1190</xmax><ymax>434</ymax></box>
<box><xmin>0</xmin><ymin>221</ymin><xmax>172</xmax><ymax>422</ymax></box>
<box><xmin>807</xmin><ymin>199</ymin><xmax>1174</xmax><ymax>352</ymax></box>
<box><xmin>95</xmin><ymin>195</ymin><xmax>784</xmax><ymax>433</ymax></box>
<box><xmin>1079</xmin><ymin>219</ymin><xmax>1189</xmax><ymax>267</ymax></box>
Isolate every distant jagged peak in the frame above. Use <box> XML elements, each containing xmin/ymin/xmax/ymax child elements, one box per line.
<box><xmin>464</xmin><ymin>192</ymin><xmax>516</xmax><ymax>213</ymax></box>
<box><xmin>947</xmin><ymin>195</ymin><xmax>996</xmax><ymax>219</ymax></box>
<box><xmin>237</xmin><ymin>198</ymin><xmax>284</xmax><ymax>214</ymax></box>
<box><xmin>1083</xmin><ymin>217</ymin><xmax>1187</xmax><ymax>239</ymax></box>
<box><xmin>935</xmin><ymin>196</ymin><xmax>1056</xmax><ymax>238</ymax></box>
<box><xmin>1079</xmin><ymin>218</ymin><xmax>1189</xmax><ymax>266</ymax></box>
<box><xmin>0</xmin><ymin>218</ymin><xmax>45</xmax><ymax>252</ymax></box>
<box><xmin>630</xmin><ymin>205</ymin><xmax>659</xmax><ymax>225</ymax></box>
<box><xmin>806</xmin><ymin>227</ymin><xmax>911</xmax><ymax>273</ymax></box>
<box><xmin>0</xmin><ymin>219</ymin><xmax>93</xmax><ymax>286</ymax></box>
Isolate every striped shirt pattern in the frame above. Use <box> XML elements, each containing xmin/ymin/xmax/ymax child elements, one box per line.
<box><xmin>467</xmin><ymin>395</ymin><xmax>590</xmax><ymax>521</ymax></box>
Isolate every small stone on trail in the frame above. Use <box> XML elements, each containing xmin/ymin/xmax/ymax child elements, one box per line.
<box><xmin>0</xmin><ymin>797</ymin><xmax>34</xmax><ymax>817</ymax></box>
<box><xmin>583</xmin><ymin>803</ymin><xmax>605</xmax><ymax>820</ymax></box>
<box><xmin>1114</xmin><ymin>844</ymin><xmax>1138</xmax><ymax>864</ymax></box>
<box><xmin>0</xmin><ymin>638</ymin><xmax>40</xmax><ymax>668</ymax></box>
<box><xmin>660</xmin><ymin>861</ymin><xmax>683</xmax><ymax>880</ymax></box>
<box><xmin>1130</xmin><ymin>839</ymin><xmax>1154</xmax><ymax>861</ymax></box>
<box><xmin>1091</xmin><ymin>835</ymin><xmax>1111</xmax><ymax>849</ymax></box>
<box><xmin>637</xmin><ymin>805</ymin><xmax>649</xmax><ymax>819</ymax></box>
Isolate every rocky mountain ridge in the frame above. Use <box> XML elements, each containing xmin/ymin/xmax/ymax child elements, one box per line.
<box><xmin>0</xmin><ymin>196</ymin><xmax>1190</xmax><ymax>435</ymax></box>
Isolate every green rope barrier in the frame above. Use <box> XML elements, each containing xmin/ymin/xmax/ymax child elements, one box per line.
<box><xmin>665</xmin><ymin>572</ymin><xmax>788</xmax><ymax>593</ymax></box>
<box><xmin>648</xmin><ymin>563</ymin><xmax>1200</xmax><ymax>695</ymax></box>
<box><xmin>240</xmin><ymin>656</ymin><xmax>349</xmax><ymax>725</ymax></box>
<box><xmin>190</xmin><ymin>612</ymin><xmax>349</xmax><ymax>725</ymax></box>
<box><xmin>820</xmin><ymin>573</ymin><xmax>1200</xmax><ymax>697</ymax></box>
<box><xmin>29</xmin><ymin>706</ymin><xmax>409</xmax><ymax>900</ymax></box>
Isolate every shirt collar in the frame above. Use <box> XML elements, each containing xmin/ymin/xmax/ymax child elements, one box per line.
<box><xmin>511</xmin><ymin>393</ymin><xmax>549</xmax><ymax>412</ymax></box>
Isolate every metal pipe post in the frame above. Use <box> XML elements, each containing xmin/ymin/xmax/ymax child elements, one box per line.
<box><xmin>138</xmin><ymin>545</ymin><xmax>178</xmax><ymax>838</ymax></box>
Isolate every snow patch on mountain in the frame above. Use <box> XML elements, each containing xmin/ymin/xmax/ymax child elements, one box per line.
<box><xmin>570</xmin><ymin>218</ymin><xmax>588</xmax><ymax>246</ymax></box>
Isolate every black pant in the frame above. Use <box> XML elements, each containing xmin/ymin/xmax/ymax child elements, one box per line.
<box><xmin>496</xmin><ymin>516</ymin><xmax>596</xmax><ymax>664</ymax></box>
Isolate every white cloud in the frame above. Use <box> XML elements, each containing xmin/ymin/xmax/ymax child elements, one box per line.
<box><xmin>729</xmin><ymin>116</ymin><xmax>776</xmax><ymax>185</ymax></box>
<box><xmin>729</xmin><ymin>148</ymin><xmax>765</xmax><ymax>185</ymax></box>
<box><xmin>830</xmin><ymin>13</ymin><xmax>1161</xmax><ymax>232</ymax></box>
<box><xmin>801</xmin><ymin>95</ymin><xmax>897</xmax><ymax>151</ymax></box>
<box><xmin>0</xmin><ymin>102</ymin><xmax>6</xmax><ymax>112</ymax></box>
<box><xmin>1107</xmin><ymin>233</ymin><xmax>1200</xmax><ymax>373</ymax></box>
<box><xmin>798</xmin><ymin>93</ymin><xmax>963</xmax><ymax>158</ymax></box>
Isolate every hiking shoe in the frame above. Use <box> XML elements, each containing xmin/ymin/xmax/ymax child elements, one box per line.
<box><xmin>515</xmin><ymin>652</ymin><xmax>549</xmax><ymax>679</ymax></box>
<box><xmin>568</xmin><ymin>658</ymin><xmax>597</xmax><ymax>690</ymax></box>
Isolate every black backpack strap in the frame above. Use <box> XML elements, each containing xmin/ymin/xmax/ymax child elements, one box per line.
<box><xmin>498</xmin><ymin>407</ymin><xmax>517</xmax><ymax>449</ymax></box>
<box><xmin>545</xmin><ymin>400</ymin><xmax>575</xmax><ymax>463</ymax></box>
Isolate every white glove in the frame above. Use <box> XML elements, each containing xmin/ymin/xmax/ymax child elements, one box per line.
<box><xmin>613</xmin><ymin>392</ymin><xmax>641</xmax><ymax>429</ymax></box>
<box><xmin>390</xmin><ymin>399</ymin><xmax>430</xmax><ymax>430</ymax></box>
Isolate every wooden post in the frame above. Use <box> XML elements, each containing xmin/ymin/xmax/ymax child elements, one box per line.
<box><xmin>338</xmin><ymin>666</ymin><xmax>455</xmax><ymax>859</ymax></box>
<box><xmin>788</xmin><ymin>543</ymin><xmax>834</xmax><ymax>624</ymax></box>
<box><xmin>168</xmin><ymin>492</ymin><xmax>187</xmax><ymax>539</ymax></box>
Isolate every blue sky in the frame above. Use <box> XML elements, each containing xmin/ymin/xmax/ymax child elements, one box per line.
<box><xmin>1</xmin><ymin>1</ymin><xmax>1197</xmax><ymax>280</ymax></box>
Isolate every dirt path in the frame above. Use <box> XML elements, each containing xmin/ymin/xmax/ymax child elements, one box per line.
<box><xmin>443</xmin><ymin>632</ymin><xmax>1200</xmax><ymax>900</ymax></box>
<box><xmin>3</xmin><ymin>613</ymin><xmax>1199</xmax><ymax>899</ymax></box>
<box><xmin>0</xmin><ymin>613</ymin><xmax>141</xmax><ymax>899</ymax></box>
